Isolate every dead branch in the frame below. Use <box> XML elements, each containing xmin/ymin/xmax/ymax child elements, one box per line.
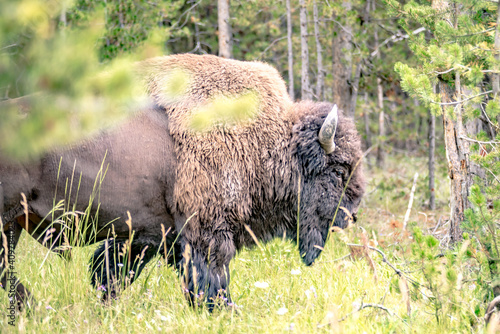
<box><xmin>346</xmin><ymin>243</ymin><xmax>421</xmax><ymax>286</ymax></box>
<box><xmin>258</xmin><ymin>36</ymin><xmax>287</xmax><ymax>59</ymax></box>
<box><xmin>459</xmin><ymin>136</ymin><xmax>500</xmax><ymax>146</ymax></box>
<box><xmin>338</xmin><ymin>302</ymin><xmax>403</xmax><ymax>322</ymax></box>
<box><xmin>430</xmin><ymin>90</ymin><xmax>493</xmax><ymax>106</ymax></box>
<box><xmin>370</xmin><ymin>27</ymin><xmax>426</xmax><ymax>58</ymax></box>
<box><xmin>403</xmin><ymin>172</ymin><xmax>418</xmax><ymax>230</ymax></box>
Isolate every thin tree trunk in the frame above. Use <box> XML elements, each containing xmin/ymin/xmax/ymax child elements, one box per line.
<box><xmin>299</xmin><ymin>0</ymin><xmax>311</xmax><ymax>100</ymax></box>
<box><xmin>440</xmin><ymin>80</ymin><xmax>471</xmax><ymax>243</ymax></box>
<box><xmin>374</xmin><ymin>25</ymin><xmax>385</xmax><ymax>168</ymax></box>
<box><xmin>363</xmin><ymin>92</ymin><xmax>372</xmax><ymax>150</ymax></box>
<box><xmin>493</xmin><ymin>0</ymin><xmax>500</xmax><ymax>127</ymax></box>
<box><xmin>190</xmin><ymin>3</ymin><xmax>203</xmax><ymax>54</ymax></box>
<box><xmin>349</xmin><ymin>63</ymin><xmax>361</xmax><ymax>118</ymax></box>
<box><xmin>416</xmin><ymin>107</ymin><xmax>423</xmax><ymax>148</ymax></box>
<box><xmin>60</xmin><ymin>1</ymin><xmax>67</xmax><ymax>28</ymax></box>
<box><xmin>447</xmin><ymin>6</ymin><xmax>472</xmax><ymax>242</ymax></box>
<box><xmin>347</xmin><ymin>0</ymin><xmax>370</xmax><ymax>118</ymax></box>
<box><xmin>492</xmin><ymin>0</ymin><xmax>500</xmax><ymax>97</ymax></box>
<box><xmin>313</xmin><ymin>0</ymin><xmax>323</xmax><ymax>100</ymax></box>
<box><xmin>363</xmin><ymin>92</ymin><xmax>373</xmax><ymax>167</ymax></box>
<box><xmin>331</xmin><ymin>1</ymin><xmax>352</xmax><ymax>111</ymax></box>
<box><xmin>218</xmin><ymin>0</ymin><xmax>232</xmax><ymax>58</ymax></box>
<box><xmin>428</xmin><ymin>89</ymin><xmax>436</xmax><ymax>210</ymax></box>
<box><xmin>376</xmin><ymin>76</ymin><xmax>385</xmax><ymax>168</ymax></box>
<box><xmin>286</xmin><ymin>0</ymin><xmax>295</xmax><ymax>100</ymax></box>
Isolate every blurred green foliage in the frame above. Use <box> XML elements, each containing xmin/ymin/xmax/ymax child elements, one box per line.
<box><xmin>0</xmin><ymin>0</ymin><xmax>159</xmax><ymax>160</ymax></box>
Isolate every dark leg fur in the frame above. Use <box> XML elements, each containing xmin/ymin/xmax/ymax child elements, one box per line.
<box><xmin>89</xmin><ymin>239</ymin><xmax>157</xmax><ymax>301</ymax></box>
<box><xmin>0</xmin><ymin>222</ymin><xmax>35</xmax><ymax>311</ymax></box>
<box><xmin>178</xmin><ymin>230</ymin><xmax>235</xmax><ymax>311</ymax></box>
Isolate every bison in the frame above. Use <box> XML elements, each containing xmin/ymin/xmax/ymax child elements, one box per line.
<box><xmin>0</xmin><ymin>54</ymin><xmax>365</xmax><ymax>310</ymax></box>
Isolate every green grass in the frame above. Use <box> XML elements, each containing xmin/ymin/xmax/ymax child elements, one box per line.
<box><xmin>0</xmin><ymin>154</ymin><xmax>488</xmax><ymax>333</ymax></box>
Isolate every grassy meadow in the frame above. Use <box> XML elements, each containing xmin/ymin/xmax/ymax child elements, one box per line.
<box><xmin>0</xmin><ymin>153</ymin><xmax>490</xmax><ymax>333</ymax></box>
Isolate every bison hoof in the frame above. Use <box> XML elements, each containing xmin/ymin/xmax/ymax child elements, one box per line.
<box><xmin>183</xmin><ymin>288</ymin><xmax>232</xmax><ymax>312</ymax></box>
<box><xmin>97</xmin><ymin>286</ymin><xmax>118</xmax><ymax>304</ymax></box>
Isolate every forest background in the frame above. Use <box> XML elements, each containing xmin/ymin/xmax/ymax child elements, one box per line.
<box><xmin>0</xmin><ymin>0</ymin><xmax>500</xmax><ymax>332</ymax></box>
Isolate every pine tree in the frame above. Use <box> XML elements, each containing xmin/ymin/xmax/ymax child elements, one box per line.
<box><xmin>388</xmin><ymin>0</ymin><xmax>500</xmax><ymax>297</ymax></box>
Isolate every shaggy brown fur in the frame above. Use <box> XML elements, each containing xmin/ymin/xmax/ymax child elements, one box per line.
<box><xmin>139</xmin><ymin>54</ymin><xmax>365</xmax><ymax>306</ymax></box>
<box><xmin>0</xmin><ymin>54</ymin><xmax>365</xmax><ymax>310</ymax></box>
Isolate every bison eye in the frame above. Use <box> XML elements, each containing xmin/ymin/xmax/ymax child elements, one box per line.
<box><xmin>333</xmin><ymin>167</ymin><xmax>346</xmax><ymax>179</ymax></box>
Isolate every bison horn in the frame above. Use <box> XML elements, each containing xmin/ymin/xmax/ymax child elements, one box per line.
<box><xmin>318</xmin><ymin>104</ymin><xmax>338</xmax><ymax>154</ymax></box>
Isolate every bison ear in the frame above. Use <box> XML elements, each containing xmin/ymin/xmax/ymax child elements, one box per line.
<box><xmin>318</xmin><ymin>105</ymin><xmax>338</xmax><ymax>154</ymax></box>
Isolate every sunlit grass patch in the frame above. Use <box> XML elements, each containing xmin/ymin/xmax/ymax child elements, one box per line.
<box><xmin>0</xmin><ymin>154</ymin><xmax>486</xmax><ymax>333</ymax></box>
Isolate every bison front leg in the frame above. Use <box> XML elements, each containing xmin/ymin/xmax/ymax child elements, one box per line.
<box><xmin>179</xmin><ymin>230</ymin><xmax>236</xmax><ymax>310</ymax></box>
<box><xmin>89</xmin><ymin>238</ymin><xmax>157</xmax><ymax>301</ymax></box>
<box><xmin>0</xmin><ymin>221</ymin><xmax>35</xmax><ymax>311</ymax></box>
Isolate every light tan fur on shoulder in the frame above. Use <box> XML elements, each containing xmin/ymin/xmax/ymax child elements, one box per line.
<box><xmin>139</xmin><ymin>54</ymin><xmax>296</xmax><ymax>228</ymax></box>
<box><xmin>140</xmin><ymin>54</ymin><xmax>294</xmax><ymax>134</ymax></box>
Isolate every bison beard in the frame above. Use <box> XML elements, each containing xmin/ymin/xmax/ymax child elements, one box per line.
<box><xmin>0</xmin><ymin>54</ymin><xmax>365</xmax><ymax>310</ymax></box>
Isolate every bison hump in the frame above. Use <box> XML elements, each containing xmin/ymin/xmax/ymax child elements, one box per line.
<box><xmin>139</xmin><ymin>54</ymin><xmax>293</xmax><ymax>135</ymax></box>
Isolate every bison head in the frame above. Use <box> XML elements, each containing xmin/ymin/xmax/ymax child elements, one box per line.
<box><xmin>292</xmin><ymin>102</ymin><xmax>365</xmax><ymax>265</ymax></box>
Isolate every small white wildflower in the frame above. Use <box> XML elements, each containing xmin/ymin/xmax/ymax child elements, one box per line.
<box><xmin>254</xmin><ymin>281</ymin><xmax>269</xmax><ymax>289</ymax></box>
<box><xmin>137</xmin><ymin>313</ymin><xmax>143</xmax><ymax>321</ymax></box>
<box><xmin>117</xmin><ymin>263</ymin><xmax>124</xmax><ymax>268</ymax></box>
<box><xmin>277</xmin><ymin>307</ymin><xmax>288</xmax><ymax>315</ymax></box>
<box><xmin>305</xmin><ymin>286</ymin><xmax>317</xmax><ymax>299</ymax></box>
<box><xmin>160</xmin><ymin>315</ymin><xmax>168</xmax><ymax>322</ymax></box>
<box><xmin>290</xmin><ymin>269</ymin><xmax>301</xmax><ymax>275</ymax></box>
